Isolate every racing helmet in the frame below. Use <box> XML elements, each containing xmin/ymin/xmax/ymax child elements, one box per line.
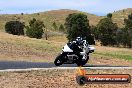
<box><xmin>76</xmin><ymin>37</ymin><xmax>83</xmax><ymax>45</ymax></box>
<box><xmin>76</xmin><ymin>37</ymin><xmax>82</xmax><ymax>41</ymax></box>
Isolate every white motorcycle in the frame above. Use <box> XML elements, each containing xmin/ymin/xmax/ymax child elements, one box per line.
<box><xmin>54</xmin><ymin>37</ymin><xmax>95</xmax><ymax>66</ymax></box>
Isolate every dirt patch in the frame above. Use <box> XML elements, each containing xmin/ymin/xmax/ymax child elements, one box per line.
<box><xmin>0</xmin><ymin>69</ymin><xmax>131</xmax><ymax>88</ymax></box>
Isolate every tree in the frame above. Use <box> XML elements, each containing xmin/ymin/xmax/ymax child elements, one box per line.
<box><xmin>59</xmin><ymin>24</ymin><xmax>65</xmax><ymax>33</ymax></box>
<box><xmin>107</xmin><ymin>13</ymin><xmax>112</xmax><ymax>18</ymax></box>
<box><xmin>90</xmin><ymin>26</ymin><xmax>100</xmax><ymax>40</ymax></box>
<box><xmin>122</xmin><ymin>28</ymin><xmax>131</xmax><ymax>47</ymax></box>
<box><xmin>97</xmin><ymin>14</ymin><xmax>118</xmax><ymax>46</ymax></box>
<box><xmin>115</xmin><ymin>28</ymin><xmax>124</xmax><ymax>46</ymax></box>
<box><xmin>65</xmin><ymin>13</ymin><xmax>95</xmax><ymax>44</ymax></box>
<box><xmin>44</xmin><ymin>27</ymin><xmax>48</xmax><ymax>40</ymax></box>
<box><xmin>37</xmin><ymin>13</ymin><xmax>40</xmax><ymax>15</ymax></box>
<box><xmin>25</xmin><ymin>18</ymin><xmax>44</xmax><ymax>39</ymax></box>
<box><xmin>5</xmin><ymin>21</ymin><xmax>24</xmax><ymax>35</ymax></box>
<box><xmin>21</xmin><ymin>13</ymin><xmax>24</xmax><ymax>15</ymax></box>
<box><xmin>123</xmin><ymin>13</ymin><xmax>132</xmax><ymax>48</ymax></box>
<box><xmin>52</xmin><ymin>22</ymin><xmax>58</xmax><ymax>30</ymax></box>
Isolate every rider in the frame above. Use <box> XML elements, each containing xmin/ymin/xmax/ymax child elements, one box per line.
<box><xmin>75</xmin><ymin>37</ymin><xmax>88</xmax><ymax>60</ymax></box>
<box><xmin>70</xmin><ymin>37</ymin><xmax>84</xmax><ymax>60</ymax></box>
<box><xmin>76</xmin><ymin>37</ymin><xmax>83</xmax><ymax>46</ymax></box>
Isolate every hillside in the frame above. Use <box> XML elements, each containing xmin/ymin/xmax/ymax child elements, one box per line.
<box><xmin>0</xmin><ymin>32</ymin><xmax>66</xmax><ymax>62</ymax></box>
<box><xmin>112</xmin><ymin>8</ymin><xmax>132</xmax><ymax>27</ymax></box>
<box><xmin>0</xmin><ymin>8</ymin><xmax>132</xmax><ymax>31</ymax></box>
<box><xmin>0</xmin><ymin>9</ymin><xmax>101</xmax><ymax>32</ymax></box>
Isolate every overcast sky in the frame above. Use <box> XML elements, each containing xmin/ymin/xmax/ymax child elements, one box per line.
<box><xmin>0</xmin><ymin>0</ymin><xmax>132</xmax><ymax>16</ymax></box>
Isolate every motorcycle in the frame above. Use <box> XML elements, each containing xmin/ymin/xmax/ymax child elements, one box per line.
<box><xmin>54</xmin><ymin>37</ymin><xmax>95</xmax><ymax>66</ymax></box>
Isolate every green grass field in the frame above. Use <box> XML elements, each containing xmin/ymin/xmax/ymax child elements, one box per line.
<box><xmin>93</xmin><ymin>46</ymin><xmax>132</xmax><ymax>60</ymax></box>
<box><xmin>94</xmin><ymin>52</ymin><xmax>132</xmax><ymax>60</ymax></box>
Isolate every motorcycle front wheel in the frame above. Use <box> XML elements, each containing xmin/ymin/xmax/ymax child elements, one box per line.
<box><xmin>54</xmin><ymin>54</ymin><xmax>64</xmax><ymax>66</ymax></box>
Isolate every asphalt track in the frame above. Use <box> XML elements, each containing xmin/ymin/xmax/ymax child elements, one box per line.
<box><xmin>0</xmin><ymin>61</ymin><xmax>132</xmax><ymax>71</ymax></box>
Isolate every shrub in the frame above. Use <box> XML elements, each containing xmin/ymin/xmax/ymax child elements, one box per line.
<box><xmin>52</xmin><ymin>22</ymin><xmax>58</xmax><ymax>30</ymax></box>
<box><xmin>5</xmin><ymin>21</ymin><xmax>24</xmax><ymax>35</ymax></box>
<box><xmin>59</xmin><ymin>24</ymin><xmax>66</xmax><ymax>33</ymax></box>
<box><xmin>25</xmin><ymin>18</ymin><xmax>45</xmax><ymax>39</ymax></box>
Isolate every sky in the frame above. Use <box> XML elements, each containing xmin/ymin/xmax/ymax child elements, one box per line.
<box><xmin>0</xmin><ymin>0</ymin><xmax>132</xmax><ymax>16</ymax></box>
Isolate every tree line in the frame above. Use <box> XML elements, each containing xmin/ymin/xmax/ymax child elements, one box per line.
<box><xmin>64</xmin><ymin>13</ymin><xmax>132</xmax><ymax>48</ymax></box>
<box><xmin>4</xmin><ymin>12</ymin><xmax>132</xmax><ymax>48</ymax></box>
<box><xmin>5</xmin><ymin>18</ymin><xmax>66</xmax><ymax>40</ymax></box>
<box><xmin>5</xmin><ymin>18</ymin><xmax>46</xmax><ymax>39</ymax></box>
<box><xmin>91</xmin><ymin>13</ymin><xmax>132</xmax><ymax>48</ymax></box>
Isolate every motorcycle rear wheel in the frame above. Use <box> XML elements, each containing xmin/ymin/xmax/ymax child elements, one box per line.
<box><xmin>76</xmin><ymin>56</ymin><xmax>89</xmax><ymax>66</ymax></box>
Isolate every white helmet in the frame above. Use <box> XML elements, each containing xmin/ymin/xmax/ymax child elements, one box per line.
<box><xmin>76</xmin><ymin>37</ymin><xmax>82</xmax><ymax>41</ymax></box>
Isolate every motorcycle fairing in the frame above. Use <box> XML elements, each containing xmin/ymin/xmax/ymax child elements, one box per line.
<box><xmin>62</xmin><ymin>44</ymin><xmax>73</xmax><ymax>52</ymax></box>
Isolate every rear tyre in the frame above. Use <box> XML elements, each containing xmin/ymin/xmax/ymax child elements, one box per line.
<box><xmin>54</xmin><ymin>54</ymin><xmax>64</xmax><ymax>66</ymax></box>
<box><xmin>76</xmin><ymin>56</ymin><xmax>89</xmax><ymax>66</ymax></box>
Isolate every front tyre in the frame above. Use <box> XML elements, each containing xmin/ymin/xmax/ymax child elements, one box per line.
<box><xmin>54</xmin><ymin>54</ymin><xmax>64</xmax><ymax>66</ymax></box>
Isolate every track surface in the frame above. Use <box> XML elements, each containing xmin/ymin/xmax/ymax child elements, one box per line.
<box><xmin>0</xmin><ymin>61</ymin><xmax>131</xmax><ymax>70</ymax></box>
